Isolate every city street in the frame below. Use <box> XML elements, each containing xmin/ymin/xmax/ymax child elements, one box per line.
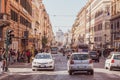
<box><xmin>0</xmin><ymin>53</ymin><xmax>120</xmax><ymax>80</ymax></box>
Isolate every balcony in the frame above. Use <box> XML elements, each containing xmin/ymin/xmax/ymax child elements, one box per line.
<box><xmin>0</xmin><ymin>13</ymin><xmax>10</xmax><ymax>27</ymax></box>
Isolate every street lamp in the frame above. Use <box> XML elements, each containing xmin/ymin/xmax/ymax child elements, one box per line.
<box><xmin>104</xmin><ymin>34</ymin><xmax>107</xmax><ymax>49</ymax></box>
<box><xmin>39</xmin><ymin>32</ymin><xmax>41</xmax><ymax>49</ymax></box>
<box><xmin>34</xmin><ymin>28</ymin><xmax>37</xmax><ymax>49</ymax></box>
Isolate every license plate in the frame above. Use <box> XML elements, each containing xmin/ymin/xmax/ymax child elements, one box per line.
<box><xmin>40</xmin><ymin>65</ymin><xmax>45</xmax><ymax>67</ymax></box>
<box><xmin>78</xmin><ymin>66</ymin><xmax>86</xmax><ymax>69</ymax></box>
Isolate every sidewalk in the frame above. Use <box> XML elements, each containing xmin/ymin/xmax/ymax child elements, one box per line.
<box><xmin>9</xmin><ymin>62</ymin><xmax>31</xmax><ymax>68</ymax></box>
<box><xmin>0</xmin><ymin>62</ymin><xmax>31</xmax><ymax>80</ymax></box>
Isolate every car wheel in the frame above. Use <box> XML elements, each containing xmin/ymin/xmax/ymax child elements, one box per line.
<box><xmin>32</xmin><ymin>69</ymin><xmax>35</xmax><ymax>71</ymax></box>
<box><xmin>109</xmin><ymin>66</ymin><xmax>113</xmax><ymax>71</ymax></box>
<box><xmin>98</xmin><ymin>59</ymin><xmax>99</xmax><ymax>62</ymax></box>
<box><xmin>105</xmin><ymin>66</ymin><xmax>108</xmax><ymax>69</ymax></box>
<box><xmin>90</xmin><ymin>70</ymin><xmax>94</xmax><ymax>75</ymax></box>
<box><xmin>69</xmin><ymin>71</ymin><xmax>72</xmax><ymax>75</ymax></box>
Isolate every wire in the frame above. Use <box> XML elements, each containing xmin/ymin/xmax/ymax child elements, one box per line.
<box><xmin>54</xmin><ymin>26</ymin><xmax>72</xmax><ymax>27</ymax></box>
<box><xmin>49</xmin><ymin>14</ymin><xmax>76</xmax><ymax>17</ymax></box>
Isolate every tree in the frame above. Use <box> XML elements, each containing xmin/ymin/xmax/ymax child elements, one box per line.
<box><xmin>42</xmin><ymin>36</ymin><xmax>48</xmax><ymax>48</ymax></box>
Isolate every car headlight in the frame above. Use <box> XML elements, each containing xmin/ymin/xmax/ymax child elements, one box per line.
<box><xmin>49</xmin><ymin>61</ymin><xmax>53</xmax><ymax>64</ymax></box>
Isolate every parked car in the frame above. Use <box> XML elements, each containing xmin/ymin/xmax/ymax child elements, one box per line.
<box><xmin>32</xmin><ymin>53</ymin><xmax>55</xmax><ymax>71</ymax></box>
<box><xmin>89</xmin><ymin>51</ymin><xmax>100</xmax><ymax>62</ymax></box>
<box><xmin>67</xmin><ymin>52</ymin><xmax>94</xmax><ymax>75</ymax></box>
<box><xmin>105</xmin><ymin>52</ymin><xmax>120</xmax><ymax>71</ymax></box>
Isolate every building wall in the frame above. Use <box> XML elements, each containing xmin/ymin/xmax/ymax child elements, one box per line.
<box><xmin>0</xmin><ymin>0</ymin><xmax>32</xmax><ymax>51</ymax></box>
<box><xmin>72</xmin><ymin>0</ymin><xmax>112</xmax><ymax>49</ymax></box>
<box><xmin>111</xmin><ymin>0</ymin><xmax>120</xmax><ymax>49</ymax></box>
<box><xmin>0</xmin><ymin>0</ymin><xmax>54</xmax><ymax>51</ymax></box>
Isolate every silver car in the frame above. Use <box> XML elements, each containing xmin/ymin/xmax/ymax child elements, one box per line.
<box><xmin>67</xmin><ymin>52</ymin><xmax>94</xmax><ymax>75</ymax></box>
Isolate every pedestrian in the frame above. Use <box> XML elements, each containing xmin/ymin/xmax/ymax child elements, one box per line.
<box><xmin>34</xmin><ymin>49</ymin><xmax>38</xmax><ymax>57</ymax></box>
<box><xmin>26</xmin><ymin>49</ymin><xmax>31</xmax><ymax>63</ymax></box>
<box><xmin>0</xmin><ymin>48</ymin><xmax>3</xmax><ymax>74</ymax></box>
<box><xmin>17</xmin><ymin>49</ymin><xmax>20</xmax><ymax>62</ymax></box>
<box><xmin>1</xmin><ymin>48</ymin><xmax>7</xmax><ymax>72</ymax></box>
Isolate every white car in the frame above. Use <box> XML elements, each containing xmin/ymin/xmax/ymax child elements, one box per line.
<box><xmin>67</xmin><ymin>52</ymin><xmax>94</xmax><ymax>75</ymax></box>
<box><xmin>105</xmin><ymin>52</ymin><xmax>120</xmax><ymax>71</ymax></box>
<box><xmin>32</xmin><ymin>53</ymin><xmax>55</xmax><ymax>71</ymax></box>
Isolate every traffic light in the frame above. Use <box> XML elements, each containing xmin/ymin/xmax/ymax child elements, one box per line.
<box><xmin>6</xmin><ymin>30</ymin><xmax>14</xmax><ymax>45</ymax></box>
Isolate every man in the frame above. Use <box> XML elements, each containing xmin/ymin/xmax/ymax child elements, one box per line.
<box><xmin>26</xmin><ymin>49</ymin><xmax>31</xmax><ymax>63</ymax></box>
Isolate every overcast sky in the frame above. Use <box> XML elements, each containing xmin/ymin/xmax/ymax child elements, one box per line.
<box><xmin>43</xmin><ymin>0</ymin><xmax>88</xmax><ymax>34</ymax></box>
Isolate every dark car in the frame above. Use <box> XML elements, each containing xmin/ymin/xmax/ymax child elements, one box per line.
<box><xmin>89</xmin><ymin>51</ymin><xmax>100</xmax><ymax>62</ymax></box>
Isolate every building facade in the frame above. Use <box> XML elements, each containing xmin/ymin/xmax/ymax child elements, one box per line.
<box><xmin>72</xmin><ymin>0</ymin><xmax>112</xmax><ymax>50</ymax></box>
<box><xmin>55</xmin><ymin>29</ymin><xmax>64</xmax><ymax>46</ymax></box>
<box><xmin>0</xmin><ymin>0</ymin><xmax>32</xmax><ymax>51</ymax></box>
<box><xmin>0</xmin><ymin>0</ymin><xmax>54</xmax><ymax>51</ymax></box>
<box><xmin>110</xmin><ymin>0</ymin><xmax>120</xmax><ymax>49</ymax></box>
<box><xmin>86</xmin><ymin>0</ymin><xmax>111</xmax><ymax>49</ymax></box>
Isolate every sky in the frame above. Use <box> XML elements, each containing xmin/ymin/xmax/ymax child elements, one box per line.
<box><xmin>43</xmin><ymin>0</ymin><xmax>88</xmax><ymax>34</ymax></box>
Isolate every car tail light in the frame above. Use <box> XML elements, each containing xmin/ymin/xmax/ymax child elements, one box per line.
<box><xmin>111</xmin><ymin>59</ymin><xmax>114</xmax><ymax>63</ymax></box>
<box><xmin>70</xmin><ymin>60</ymin><xmax>74</xmax><ymax>64</ymax></box>
<box><xmin>89</xmin><ymin>59</ymin><xmax>93</xmax><ymax>64</ymax></box>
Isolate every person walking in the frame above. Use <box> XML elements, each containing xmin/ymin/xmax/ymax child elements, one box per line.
<box><xmin>26</xmin><ymin>49</ymin><xmax>31</xmax><ymax>63</ymax></box>
<box><xmin>34</xmin><ymin>49</ymin><xmax>38</xmax><ymax>57</ymax></box>
<box><xmin>0</xmin><ymin>48</ymin><xmax>3</xmax><ymax>74</ymax></box>
<box><xmin>17</xmin><ymin>49</ymin><xmax>20</xmax><ymax>62</ymax></box>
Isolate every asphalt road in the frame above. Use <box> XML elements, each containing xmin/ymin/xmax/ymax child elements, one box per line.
<box><xmin>0</xmin><ymin>53</ymin><xmax>120</xmax><ymax>80</ymax></box>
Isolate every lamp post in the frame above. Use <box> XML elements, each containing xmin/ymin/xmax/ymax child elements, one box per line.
<box><xmin>104</xmin><ymin>34</ymin><xmax>107</xmax><ymax>49</ymax></box>
<box><xmin>39</xmin><ymin>32</ymin><xmax>41</xmax><ymax>49</ymax></box>
<box><xmin>34</xmin><ymin>28</ymin><xmax>37</xmax><ymax>49</ymax></box>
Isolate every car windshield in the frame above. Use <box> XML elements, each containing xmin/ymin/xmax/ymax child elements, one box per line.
<box><xmin>35</xmin><ymin>54</ymin><xmax>51</xmax><ymax>59</ymax></box>
<box><xmin>89</xmin><ymin>52</ymin><xmax>97</xmax><ymax>55</ymax></box>
<box><xmin>72</xmin><ymin>54</ymin><xmax>89</xmax><ymax>60</ymax></box>
<box><xmin>114</xmin><ymin>55</ymin><xmax>120</xmax><ymax>60</ymax></box>
<box><xmin>51</xmin><ymin>47</ymin><xmax>58</xmax><ymax>51</ymax></box>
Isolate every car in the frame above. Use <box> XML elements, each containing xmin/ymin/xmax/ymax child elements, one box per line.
<box><xmin>67</xmin><ymin>52</ymin><xmax>94</xmax><ymax>75</ymax></box>
<box><xmin>50</xmin><ymin>47</ymin><xmax>58</xmax><ymax>54</ymax></box>
<box><xmin>105</xmin><ymin>52</ymin><xmax>120</xmax><ymax>71</ymax></box>
<box><xmin>89</xmin><ymin>51</ymin><xmax>100</xmax><ymax>62</ymax></box>
<box><xmin>32</xmin><ymin>53</ymin><xmax>55</xmax><ymax>71</ymax></box>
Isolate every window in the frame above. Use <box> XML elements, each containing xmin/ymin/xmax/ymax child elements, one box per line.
<box><xmin>117</xmin><ymin>21</ymin><xmax>119</xmax><ymax>29</ymax></box>
<box><xmin>15</xmin><ymin>0</ymin><xmax>19</xmax><ymax>2</ymax></box>
<box><xmin>114</xmin><ymin>55</ymin><xmax>120</xmax><ymax>60</ymax></box>
<box><xmin>20</xmin><ymin>0</ymin><xmax>32</xmax><ymax>15</ymax></box>
<box><xmin>11</xmin><ymin>9</ymin><xmax>18</xmax><ymax>22</ymax></box>
<box><xmin>72</xmin><ymin>54</ymin><xmax>89</xmax><ymax>60</ymax></box>
<box><xmin>20</xmin><ymin>16</ymin><xmax>31</xmax><ymax>28</ymax></box>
